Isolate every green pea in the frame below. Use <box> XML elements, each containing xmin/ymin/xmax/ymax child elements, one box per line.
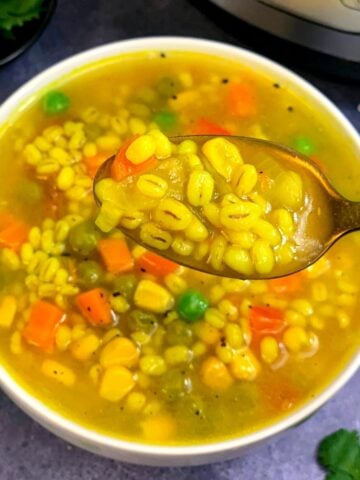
<box><xmin>156</xmin><ymin>77</ymin><xmax>182</xmax><ymax>98</ymax></box>
<box><xmin>112</xmin><ymin>274</ymin><xmax>137</xmax><ymax>300</ymax></box>
<box><xmin>176</xmin><ymin>290</ymin><xmax>209</xmax><ymax>323</ymax></box>
<box><xmin>77</xmin><ymin>260</ymin><xmax>104</xmax><ymax>287</ymax></box>
<box><xmin>153</xmin><ymin>111</ymin><xmax>177</xmax><ymax>131</ymax></box>
<box><xmin>16</xmin><ymin>178</ymin><xmax>43</xmax><ymax>204</ymax></box>
<box><xmin>68</xmin><ymin>220</ymin><xmax>100</xmax><ymax>256</ymax></box>
<box><xmin>293</xmin><ymin>136</ymin><xmax>315</xmax><ymax>156</ymax></box>
<box><xmin>42</xmin><ymin>91</ymin><xmax>70</xmax><ymax>115</ymax></box>
<box><xmin>161</xmin><ymin>369</ymin><xmax>192</xmax><ymax>401</ymax></box>
<box><xmin>166</xmin><ymin>319</ymin><xmax>193</xmax><ymax>346</ymax></box>
<box><xmin>128</xmin><ymin>309</ymin><xmax>158</xmax><ymax>334</ymax></box>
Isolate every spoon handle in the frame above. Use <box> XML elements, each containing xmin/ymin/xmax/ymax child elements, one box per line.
<box><xmin>331</xmin><ymin>198</ymin><xmax>360</xmax><ymax>236</ymax></box>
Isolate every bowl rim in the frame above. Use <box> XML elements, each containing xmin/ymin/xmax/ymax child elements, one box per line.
<box><xmin>0</xmin><ymin>35</ymin><xmax>359</xmax><ymax>460</ymax></box>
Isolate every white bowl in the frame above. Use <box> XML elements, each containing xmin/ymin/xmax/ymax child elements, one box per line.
<box><xmin>0</xmin><ymin>37</ymin><xmax>359</xmax><ymax>467</ymax></box>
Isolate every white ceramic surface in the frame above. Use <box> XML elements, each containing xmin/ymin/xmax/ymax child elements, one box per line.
<box><xmin>0</xmin><ymin>37</ymin><xmax>359</xmax><ymax>467</ymax></box>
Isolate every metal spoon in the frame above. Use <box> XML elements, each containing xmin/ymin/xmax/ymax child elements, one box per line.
<box><xmin>93</xmin><ymin>135</ymin><xmax>360</xmax><ymax>279</ymax></box>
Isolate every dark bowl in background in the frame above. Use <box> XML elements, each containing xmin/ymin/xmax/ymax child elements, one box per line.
<box><xmin>0</xmin><ymin>0</ymin><xmax>57</xmax><ymax>66</ymax></box>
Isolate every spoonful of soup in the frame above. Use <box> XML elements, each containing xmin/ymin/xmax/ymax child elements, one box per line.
<box><xmin>93</xmin><ymin>132</ymin><xmax>359</xmax><ymax>279</ymax></box>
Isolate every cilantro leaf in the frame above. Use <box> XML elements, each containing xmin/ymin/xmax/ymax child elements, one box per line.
<box><xmin>326</xmin><ymin>472</ymin><xmax>353</xmax><ymax>480</ymax></box>
<box><xmin>0</xmin><ymin>0</ymin><xmax>44</xmax><ymax>34</ymax></box>
<box><xmin>318</xmin><ymin>429</ymin><xmax>360</xmax><ymax>479</ymax></box>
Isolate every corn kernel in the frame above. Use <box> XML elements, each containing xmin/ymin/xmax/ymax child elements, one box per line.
<box><xmin>100</xmin><ymin>337</ymin><xmax>139</xmax><ymax>368</ymax></box>
<box><xmin>0</xmin><ymin>296</ymin><xmax>17</xmax><ymax>328</ymax></box>
<box><xmin>134</xmin><ymin>279</ymin><xmax>174</xmax><ymax>313</ymax></box>
<box><xmin>99</xmin><ymin>366</ymin><xmax>135</xmax><ymax>401</ymax></box>
<box><xmin>142</xmin><ymin>413</ymin><xmax>176</xmax><ymax>442</ymax></box>
<box><xmin>71</xmin><ymin>333</ymin><xmax>100</xmax><ymax>361</ymax></box>
<box><xmin>41</xmin><ymin>360</ymin><xmax>76</xmax><ymax>387</ymax></box>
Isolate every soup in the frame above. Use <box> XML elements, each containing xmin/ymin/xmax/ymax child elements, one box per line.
<box><xmin>0</xmin><ymin>51</ymin><xmax>358</xmax><ymax>445</ymax></box>
<box><xmin>94</xmin><ymin>133</ymin><xmax>331</xmax><ymax>278</ymax></box>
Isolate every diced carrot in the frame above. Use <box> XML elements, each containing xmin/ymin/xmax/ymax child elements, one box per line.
<box><xmin>135</xmin><ymin>252</ymin><xmax>178</xmax><ymax>277</ymax></box>
<box><xmin>269</xmin><ymin>272</ymin><xmax>303</xmax><ymax>294</ymax></box>
<box><xmin>75</xmin><ymin>288</ymin><xmax>112</xmax><ymax>326</ymax></box>
<box><xmin>0</xmin><ymin>212</ymin><xmax>29</xmax><ymax>252</ymax></box>
<box><xmin>23</xmin><ymin>300</ymin><xmax>65</xmax><ymax>353</ymax></box>
<box><xmin>226</xmin><ymin>83</ymin><xmax>256</xmax><ymax>117</ymax></box>
<box><xmin>249</xmin><ymin>305</ymin><xmax>285</xmax><ymax>344</ymax></box>
<box><xmin>97</xmin><ymin>237</ymin><xmax>134</xmax><ymax>274</ymax></box>
<box><xmin>83</xmin><ymin>152</ymin><xmax>109</xmax><ymax>179</ymax></box>
<box><xmin>191</xmin><ymin>118</ymin><xmax>230</xmax><ymax>135</ymax></box>
<box><xmin>111</xmin><ymin>136</ymin><xmax>159</xmax><ymax>182</ymax></box>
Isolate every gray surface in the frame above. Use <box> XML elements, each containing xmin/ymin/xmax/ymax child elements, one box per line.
<box><xmin>0</xmin><ymin>1</ymin><xmax>359</xmax><ymax>478</ymax></box>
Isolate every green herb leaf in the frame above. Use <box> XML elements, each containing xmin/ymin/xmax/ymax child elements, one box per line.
<box><xmin>326</xmin><ymin>472</ymin><xmax>353</xmax><ymax>480</ymax></box>
<box><xmin>318</xmin><ymin>429</ymin><xmax>360</xmax><ymax>479</ymax></box>
<box><xmin>0</xmin><ymin>0</ymin><xmax>44</xmax><ymax>33</ymax></box>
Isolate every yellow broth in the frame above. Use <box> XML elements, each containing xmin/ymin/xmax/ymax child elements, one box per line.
<box><xmin>0</xmin><ymin>51</ymin><xmax>358</xmax><ymax>445</ymax></box>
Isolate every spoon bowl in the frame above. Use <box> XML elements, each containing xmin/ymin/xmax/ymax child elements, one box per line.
<box><xmin>94</xmin><ymin>135</ymin><xmax>360</xmax><ymax>279</ymax></box>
